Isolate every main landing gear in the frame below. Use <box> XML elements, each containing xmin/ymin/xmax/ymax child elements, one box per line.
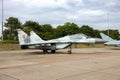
<box><xmin>43</xmin><ymin>50</ymin><xmax>56</xmax><ymax>53</ymax></box>
<box><xmin>68</xmin><ymin>46</ymin><xmax>72</xmax><ymax>54</ymax></box>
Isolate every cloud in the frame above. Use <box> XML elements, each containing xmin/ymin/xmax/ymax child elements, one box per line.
<box><xmin>82</xmin><ymin>9</ymin><xmax>105</xmax><ymax>16</ymax></box>
<box><xmin>0</xmin><ymin>0</ymin><xmax>120</xmax><ymax>36</ymax></box>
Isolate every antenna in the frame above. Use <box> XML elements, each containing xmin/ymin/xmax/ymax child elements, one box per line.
<box><xmin>1</xmin><ymin>0</ymin><xmax>4</xmax><ymax>40</ymax></box>
<box><xmin>107</xmin><ymin>12</ymin><xmax>109</xmax><ymax>36</ymax></box>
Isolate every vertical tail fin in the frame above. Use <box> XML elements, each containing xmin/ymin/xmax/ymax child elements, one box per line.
<box><xmin>30</xmin><ymin>31</ymin><xmax>45</xmax><ymax>43</ymax></box>
<box><xmin>17</xmin><ymin>29</ymin><xmax>30</xmax><ymax>45</ymax></box>
<box><xmin>100</xmin><ymin>33</ymin><xmax>114</xmax><ymax>41</ymax></box>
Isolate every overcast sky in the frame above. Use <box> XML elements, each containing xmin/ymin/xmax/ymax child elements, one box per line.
<box><xmin>0</xmin><ymin>0</ymin><xmax>120</xmax><ymax>36</ymax></box>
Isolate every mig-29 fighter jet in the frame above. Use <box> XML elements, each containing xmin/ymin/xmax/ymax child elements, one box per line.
<box><xmin>17</xmin><ymin>29</ymin><xmax>105</xmax><ymax>53</ymax></box>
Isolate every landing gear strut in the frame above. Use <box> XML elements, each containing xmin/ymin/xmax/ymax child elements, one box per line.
<box><xmin>68</xmin><ymin>45</ymin><xmax>72</xmax><ymax>54</ymax></box>
<box><xmin>43</xmin><ymin>50</ymin><xmax>48</xmax><ymax>53</ymax></box>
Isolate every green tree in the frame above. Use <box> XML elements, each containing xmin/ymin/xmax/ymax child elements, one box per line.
<box><xmin>3</xmin><ymin>30</ymin><xmax>10</xmax><ymax>40</ymax></box>
<box><xmin>79</xmin><ymin>25</ymin><xmax>95</xmax><ymax>37</ymax></box>
<box><xmin>94</xmin><ymin>30</ymin><xmax>100</xmax><ymax>38</ymax></box>
<box><xmin>23</xmin><ymin>20</ymin><xmax>41</xmax><ymax>34</ymax></box>
<box><xmin>4</xmin><ymin>17</ymin><xmax>21</xmax><ymax>40</ymax></box>
<box><xmin>40</xmin><ymin>24</ymin><xmax>54</xmax><ymax>40</ymax></box>
<box><xmin>41</xmin><ymin>24</ymin><xmax>53</xmax><ymax>32</ymax></box>
<box><xmin>55</xmin><ymin>22</ymin><xmax>79</xmax><ymax>38</ymax></box>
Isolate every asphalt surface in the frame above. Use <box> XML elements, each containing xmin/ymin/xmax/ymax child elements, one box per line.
<box><xmin>0</xmin><ymin>48</ymin><xmax>120</xmax><ymax>80</ymax></box>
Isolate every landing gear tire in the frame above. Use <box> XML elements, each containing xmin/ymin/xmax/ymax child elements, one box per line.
<box><xmin>43</xmin><ymin>50</ymin><xmax>48</xmax><ymax>53</ymax></box>
<box><xmin>51</xmin><ymin>50</ymin><xmax>56</xmax><ymax>53</ymax></box>
<box><xmin>21</xmin><ymin>45</ymin><xmax>28</xmax><ymax>49</ymax></box>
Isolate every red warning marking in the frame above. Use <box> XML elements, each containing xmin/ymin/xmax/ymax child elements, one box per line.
<box><xmin>22</xmin><ymin>34</ymin><xmax>26</xmax><ymax>38</ymax></box>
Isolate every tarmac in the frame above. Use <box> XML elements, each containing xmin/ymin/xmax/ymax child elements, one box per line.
<box><xmin>0</xmin><ymin>47</ymin><xmax>120</xmax><ymax>80</ymax></box>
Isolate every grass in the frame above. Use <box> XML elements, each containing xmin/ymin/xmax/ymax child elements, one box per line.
<box><xmin>0</xmin><ymin>43</ymin><xmax>105</xmax><ymax>51</ymax></box>
<box><xmin>71</xmin><ymin>43</ymin><xmax>105</xmax><ymax>48</ymax></box>
<box><xmin>0</xmin><ymin>43</ymin><xmax>21</xmax><ymax>51</ymax></box>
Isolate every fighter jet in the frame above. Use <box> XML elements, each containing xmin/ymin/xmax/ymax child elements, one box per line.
<box><xmin>17</xmin><ymin>29</ymin><xmax>105</xmax><ymax>53</ymax></box>
<box><xmin>100</xmin><ymin>33</ymin><xmax>120</xmax><ymax>47</ymax></box>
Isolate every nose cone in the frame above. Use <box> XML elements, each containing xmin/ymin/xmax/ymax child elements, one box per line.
<box><xmin>94</xmin><ymin>38</ymin><xmax>106</xmax><ymax>43</ymax></box>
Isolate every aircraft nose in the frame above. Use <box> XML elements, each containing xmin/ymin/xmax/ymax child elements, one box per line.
<box><xmin>95</xmin><ymin>38</ymin><xmax>106</xmax><ymax>43</ymax></box>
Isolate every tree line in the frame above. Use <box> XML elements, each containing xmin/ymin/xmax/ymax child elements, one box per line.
<box><xmin>2</xmin><ymin>17</ymin><xmax>120</xmax><ymax>41</ymax></box>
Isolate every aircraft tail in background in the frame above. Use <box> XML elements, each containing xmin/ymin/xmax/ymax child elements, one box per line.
<box><xmin>17</xmin><ymin>29</ymin><xmax>30</xmax><ymax>45</ymax></box>
<box><xmin>100</xmin><ymin>33</ymin><xmax>114</xmax><ymax>42</ymax></box>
